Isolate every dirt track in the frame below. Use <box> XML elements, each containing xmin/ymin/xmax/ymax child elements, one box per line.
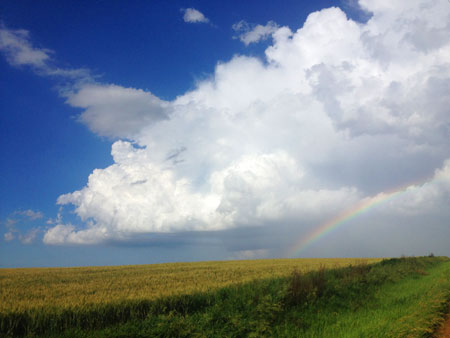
<box><xmin>437</xmin><ymin>314</ymin><xmax>450</xmax><ymax>338</ymax></box>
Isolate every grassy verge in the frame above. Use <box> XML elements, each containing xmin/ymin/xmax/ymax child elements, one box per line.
<box><xmin>275</xmin><ymin>257</ymin><xmax>450</xmax><ymax>337</ymax></box>
<box><xmin>1</xmin><ymin>256</ymin><xmax>448</xmax><ymax>337</ymax></box>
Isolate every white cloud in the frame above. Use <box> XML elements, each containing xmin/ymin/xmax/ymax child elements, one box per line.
<box><xmin>232</xmin><ymin>20</ymin><xmax>279</xmax><ymax>45</ymax></box>
<box><xmin>182</xmin><ymin>8</ymin><xmax>209</xmax><ymax>24</ymax></box>
<box><xmin>42</xmin><ymin>223</ymin><xmax>108</xmax><ymax>245</ymax></box>
<box><xmin>3</xmin><ymin>2</ymin><xmax>449</xmax><ymax>249</ymax></box>
<box><xmin>43</xmin><ymin>224</ymin><xmax>75</xmax><ymax>245</ymax></box>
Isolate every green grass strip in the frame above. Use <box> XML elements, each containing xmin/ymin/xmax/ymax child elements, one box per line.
<box><xmin>275</xmin><ymin>259</ymin><xmax>450</xmax><ymax>337</ymax></box>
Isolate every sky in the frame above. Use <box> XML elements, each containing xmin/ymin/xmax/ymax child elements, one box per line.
<box><xmin>1</xmin><ymin>0</ymin><xmax>449</xmax><ymax>267</ymax></box>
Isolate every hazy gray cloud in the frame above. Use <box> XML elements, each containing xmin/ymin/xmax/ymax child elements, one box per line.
<box><xmin>18</xmin><ymin>228</ymin><xmax>40</xmax><ymax>245</ymax></box>
<box><xmin>0</xmin><ymin>26</ymin><xmax>91</xmax><ymax>81</ymax></box>
<box><xmin>2</xmin><ymin>210</ymin><xmax>44</xmax><ymax>244</ymax></box>
<box><xmin>15</xmin><ymin>209</ymin><xmax>43</xmax><ymax>220</ymax></box>
<box><xmin>232</xmin><ymin>20</ymin><xmax>279</xmax><ymax>45</ymax></box>
<box><xmin>4</xmin><ymin>232</ymin><xmax>14</xmax><ymax>242</ymax></box>
<box><xmin>66</xmin><ymin>84</ymin><xmax>170</xmax><ymax>138</ymax></box>
<box><xmin>0</xmin><ymin>27</ymin><xmax>50</xmax><ymax>67</ymax></box>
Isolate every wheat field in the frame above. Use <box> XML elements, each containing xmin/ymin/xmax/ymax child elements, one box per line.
<box><xmin>0</xmin><ymin>258</ymin><xmax>380</xmax><ymax>314</ymax></box>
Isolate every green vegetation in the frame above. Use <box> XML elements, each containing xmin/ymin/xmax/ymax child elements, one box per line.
<box><xmin>1</xmin><ymin>256</ymin><xmax>448</xmax><ymax>337</ymax></box>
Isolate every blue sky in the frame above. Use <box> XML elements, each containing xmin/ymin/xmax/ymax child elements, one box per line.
<box><xmin>1</xmin><ymin>0</ymin><xmax>449</xmax><ymax>267</ymax></box>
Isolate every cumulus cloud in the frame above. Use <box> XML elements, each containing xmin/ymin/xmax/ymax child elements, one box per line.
<box><xmin>52</xmin><ymin>145</ymin><xmax>361</xmax><ymax>245</ymax></box>
<box><xmin>182</xmin><ymin>8</ymin><xmax>209</xmax><ymax>24</ymax></box>
<box><xmin>47</xmin><ymin>0</ymin><xmax>450</xmax><ymax>245</ymax></box>
<box><xmin>3</xmin><ymin>1</ymin><xmax>450</xmax><ymax>253</ymax></box>
<box><xmin>232</xmin><ymin>20</ymin><xmax>279</xmax><ymax>45</ymax></box>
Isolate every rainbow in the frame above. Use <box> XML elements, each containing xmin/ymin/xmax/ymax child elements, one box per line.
<box><xmin>288</xmin><ymin>174</ymin><xmax>439</xmax><ymax>257</ymax></box>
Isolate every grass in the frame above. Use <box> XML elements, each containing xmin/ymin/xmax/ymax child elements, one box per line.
<box><xmin>1</xmin><ymin>256</ymin><xmax>448</xmax><ymax>337</ymax></box>
<box><xmin>274</xmin><ymin>256</ymin><xmax>450</xmax><ymax>337</ymax></box>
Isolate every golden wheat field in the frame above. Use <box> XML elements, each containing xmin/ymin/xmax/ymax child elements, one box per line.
<box><xmin>0</xmin><ymin>258</ymin><xmax>380</xmax><ymax>314</ymax></box>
